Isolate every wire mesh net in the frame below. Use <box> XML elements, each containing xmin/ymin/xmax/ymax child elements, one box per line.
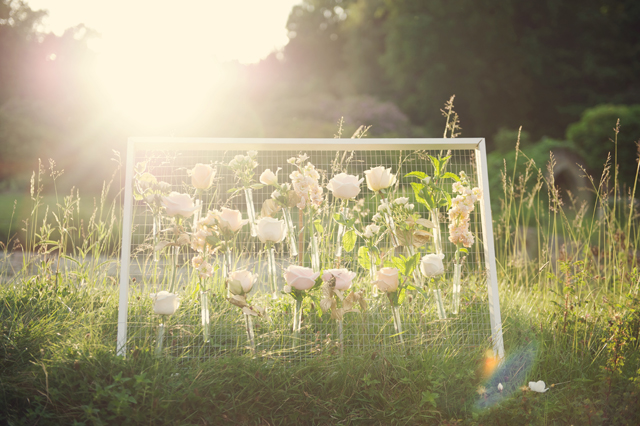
<box><xmin>122</xmin><ymin>142</ymin><xmax>494</xmax><ymax>360</ymax></box>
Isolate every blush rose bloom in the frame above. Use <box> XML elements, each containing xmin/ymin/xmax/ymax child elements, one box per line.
<box><xmin>327</xmin><ymin>173</ymin><xmax>364</xmax><ymax>200</ymax></box>
<box><xmin>419</xmin><ymin>253</ymin><xmax>445</xmax><ymax>277</ymax></box>
<box><xmin>151</xmin><ymin>291</ymin><xmax>180</xmax><ymax>315</ymax></box>
<box><xmin>162</xmin><ymin>192</ymin><xmax>199</xmax><ymax>218</ymax></box>
<box><xmin>228</xmin><ymin>270</ymin><xmax>257</xmax><ymax>295</ymax></box>
<box><xmin>257</xmin><ymin>217</ymin><xmax>286</xmax><ymax>243</ymax></box>
<box><xmin>259</xmin><ymin>168</ymin><xmax>278</xmax><ymax>185</ymax></box>
<box><xmin>364</xmin><ymin>166</ymin><xmax>396</xmax><ymax>192</ymax></box>
<box><xmin>322</xmin><ymin>268</ymin><xmax>357</xmax><ymax>291</ymax></box>
<box><xmin>285</xmin><ymin>265</ymin><xmax>320</xmax><ymax>291</ymax></box>
<box><xmin>190</xmin><ymin>163</ymin><xmax>216</xmax><ymax>190</ymax></box>
<box><xmin>215</xmin><ymin>208</ymin><xmax>248</xmax><ymax>232</ymax></box>
<box><xmin>373</xmin><ymin>267</ymin><xmax>399</xmax><ymax>292</ymax></box>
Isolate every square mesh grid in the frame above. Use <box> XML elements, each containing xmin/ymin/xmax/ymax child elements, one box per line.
<box><xmin>120</xmin><ymin>139</ymin><xmax>498</xmax><ymax>360</ymax></box>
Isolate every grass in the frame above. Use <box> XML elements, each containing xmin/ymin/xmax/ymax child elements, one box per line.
<box><xmin>1</xmin><ymin>122</ymin><xmax>640</xmax><ymax>424</ymax></box>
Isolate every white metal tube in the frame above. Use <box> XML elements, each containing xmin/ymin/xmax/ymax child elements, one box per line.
<box><xmin>476</xmin><ymin>139</ymin><xmax>505</xmax><ymax>359</ymax></box>
<box><xmin>116</xmin><ymin>140</ymin><xmax>136</xmax><ymax>357</ymax></box>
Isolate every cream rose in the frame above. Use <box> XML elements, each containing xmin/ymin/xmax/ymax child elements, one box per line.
<box><xmin>151</xmin><ymin>291</ymin><xmax>180</xmax><ymax>315</ymax></box>
<box><xmin>215</xmin><ymin>208</ymin><xmax>248</xmax><ymax>232</ymax></box>
<box><xmin>228</xmin><ymin>270</ymin><xmax>257</xmax><ymax>295</ymax></box>
<box><xmin>284</xmin><ymin>265</ymin><xmax>320</xmax><ymax>291</ymax></box>
<box><xmin>190</xmin><ymin>163</ymin><xmax>216</xmax><ymax>190</ymax></box>
<box><xmin>259</xmin><ymin>168</ymin><xmax>278</xmax><ymax>185</ymax></box>
<box><xmin>322</xmin><ymin>268</ymin><xmax>357</xmax><ymax>291</ymax></box>
<box><xmin>161</xmin><ymin>192</ymin><xmax>199</xmax><ymax>217</ymax></box>
<box><xmin>419</xmin><ymin>253</ymin><xmax>445</xmax><ymax>277</ymax></box>
<box><xmin>364</xmin><ymin>166</ymin><xmax>396</xmax><ymax>192</ymax></box>
<box><xmin>257</xmin><ymin>217</ymin><xmax>286</xmax><ymax>243</ymax></box>
<box><xmin>327</xmin><ymin>173</ymin><xmax>364</xmax><ymax>200</ymax></box>
<box><xmin>373</xmin><ymin>267</ymin><xmax>399</xmax><ymax>292</ymax></box>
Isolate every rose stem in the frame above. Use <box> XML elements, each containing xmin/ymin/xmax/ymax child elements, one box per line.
<box><xmin>298</xmin><ymin>209</ymin><xmax>304</xmax><ymax>266</ymax></box>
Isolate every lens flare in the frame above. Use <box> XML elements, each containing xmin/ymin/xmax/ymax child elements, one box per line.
<box><xmin>475</xmin><ymin>343</ymin><xmax>538</xmax><ymax>409</ymax></box>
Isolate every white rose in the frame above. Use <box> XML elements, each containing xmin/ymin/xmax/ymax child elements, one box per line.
<box><xmin>373</xmin><ymin>267</ymin><xmax>399</xmax><ymax>292</ymax></box>
<box><xmin>284</xmin><ymin>265</ymin><xmax>320</xmax><ymax>291</ymax></box>
<box><xmin>190</xmin><ymin>163</ymin><xmax>215</xmax><ymax>190</ymax></box>
<box><xmin>228</xmin><ymin>270</ymin><xmax>257</xmax><ymax>295</ymax></box>
<box><xmin>364</xmin><ymin>166</ymin><xmax>396</xmax><ymax>192</ymax></box>
<box><xmin>161</xmin><ymin>192</ymin><xmax>198</xmax><ymax>218</ymax></box>
<box><xmin>150</xmin><ymin>291</ymin><xmax>180</xmax><ymax>315</ymax></box>
<box><xmin>215</xmin><ymin>208</ymin><xmax>248</xmax><ymax>232</ymax></box>
<box><xmin>257</xmin><ymin>217</ymin><xmax>286</xmax><ymax>243</ymax></box>
<box><xmin>260</xmin><ymin>169</ymin><xmax>278</xmax><ymax>185</ymax></box>
<box><xmin>327</xmin><ymin>173</ymin><xmax>364</xmax><ymax>200</ymax></box>
<box><xmin>419</xmin><ymin>253</ymin><xmax>445</xmax><ymax>277</ymax></box>
<box><xmin>322</xmin><ymin>268</ymin><xmax>357</xmax><ymax>291</ymax></box>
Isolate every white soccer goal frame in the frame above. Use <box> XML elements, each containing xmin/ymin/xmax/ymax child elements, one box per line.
<box><xmin>117</xmin><ymin>137</ymin><xmax>504</xmax><ymax>359</ymax></box>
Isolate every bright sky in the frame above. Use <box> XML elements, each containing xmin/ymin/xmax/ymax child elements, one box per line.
<box><xmin>27</xmin><ymin>0</ymin><xmax>300</xmax><ymax>129</ymax></box>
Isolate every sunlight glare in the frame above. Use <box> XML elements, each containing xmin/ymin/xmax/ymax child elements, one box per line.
<box><xmin>28</xmin><ymin>0</ymin><xmax>300</xmax><ymax>129</ymax></box>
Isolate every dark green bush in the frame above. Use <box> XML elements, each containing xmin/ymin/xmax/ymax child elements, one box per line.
<box><xmin>566</xmin><ymin>104</ymin><xmax>640</xmax><ymax>185</ymax></box>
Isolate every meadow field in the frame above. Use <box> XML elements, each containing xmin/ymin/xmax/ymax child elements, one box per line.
<box><xmin>1</xmin><ymin>129</ymin><xmax>639</xmax><ymax>426</ymax></box>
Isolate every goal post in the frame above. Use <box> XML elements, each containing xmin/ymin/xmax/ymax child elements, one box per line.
<box><xmin>117</xmin><ymin>138</ymin><xmax>504</xmax><ymax>359</ymax></box>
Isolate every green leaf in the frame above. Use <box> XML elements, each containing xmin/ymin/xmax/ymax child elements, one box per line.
<box><xmin>405</xmin><ymin>253</ymin><xmax>420</xmax><ymax>275</ymax></box>
<box><xmin>392</xmin><ymin>257</ymin><xmax>406</xmax><ymax>275</ymax></box>
<box><xmin>442</xmin><ymin>172</ymin><xmax>460</xmax><ymax>181</ymax></box>
<box><xmin>410</xmin><ymin>182</ymin><xmax>431</xmax><ymax>208</ymax></box>
<box><xmin>342</xmin><ymin>230</ymin><xmax>357</xmax><ymax>252</ymax></box>
<box><xmin>429</xmin><ymin>156</ymin><xmax>441</xmax><ymax>176</ymax></box>
<box><xmin>314</xmin><ymin>219</ymin><xmax>324</xmax><ymax>234</ymax></box>
<box><xmin>250</xmin><ymin>183</ymin><xmax>265</xmax><ymax>190</ymax></box>
<box><xmin>138</xmin><ymin>172</ymin><xmax>158</xmax><ymax>185</ymax></box>
<box><xmin>357</xmin><ymin>246</ymin><xmax>371</xmax><ymax>270</ymax></box>
<box><xmin>333</xmin><ymin>213</ymin><xmax>348</xmax><ymax>226</ymax></box>
<box><xmin>404</xmin><ymin>171</ymin><xmax>427</xmax><ymax>180</ymax></box>
<box><xmin>459</xmin><ymin>248</ymin><xmax>468</xmax><ymax>254</ymax></box>
<box><xmin>397</xmin><ymin>287</ymin><xmax>408</xmax><ymax>306</ymax></box>
<box><xmin>134</xmin><ymin>160</ymin><xmax>148</xmax><ymax>174</ymax></box>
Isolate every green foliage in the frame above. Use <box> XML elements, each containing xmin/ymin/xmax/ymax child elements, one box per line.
<box><xmin>566</xmin><ymin>104</ymin><xmax>640</xmax><ymax>184</ymax></box>
<box><xmin>284</xmin><ymin>0</ymin><xmax>640</xmax><ymax>141</ymax></box>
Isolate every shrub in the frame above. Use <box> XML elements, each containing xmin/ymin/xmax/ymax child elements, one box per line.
<box><xmin>566</xmin><ymin>104</ymin><xmax>640</xmax><ymax>185</ymax></box>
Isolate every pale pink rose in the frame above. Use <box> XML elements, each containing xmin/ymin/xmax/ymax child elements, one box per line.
<box><xmin>322</xmin><ymin>268</ymin><xmax>357</xmax><ymax>291</ymax></box>
<box><xmin>364</xmin><ymin>166</ymin><xmax>396</xmax><ymax>192</ymax></box>
<box><xmin>228</xmin><ymin>270</ymin><xmax>257</xmax><ymax>295</ymax></box>
<box><xmin>190</xmin><ymin>163</ymin><xmax>216</xmax><ymax>190</ymax></box>
<box><xmin>285</xmin><ymin>265</ymin><xmax>320</xmax><ymax>291</ymax></box>
<box><xmin>259</xmin><ymin>169</ymin><xmax>278</xmax><ymax>185</ymax></box>
<box><xmin>150</xmin><ymin>291</ymin><xmax>180</xmax><ymax>315</ymax></box>
<box><xmin>161</xmin><ymin>192</ymin><xmax>199</xmax><ymax>217</ymax></box>
<box><xmin>327</xmin><ymin>173</ymin><xmax>364</xmax><ymax>200</ymax></box>
<box><xmin>215</xmin><ymin>208</ymin><xmax>248</xmax><ymax>232</ymax></box>
<box><xmin>257</xmin><ymin>217</ymin><xmax>286</xmax><ymax>243</ymax></box>
<box><xmin>419</xmin><ymin>253</ymin><xmax>445</xmax><ymax>277</ymax></box>
<box><xmin>373</xmin><ymin>267</ymin><xmax>399</xmax><ymax>292</ymax></box>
